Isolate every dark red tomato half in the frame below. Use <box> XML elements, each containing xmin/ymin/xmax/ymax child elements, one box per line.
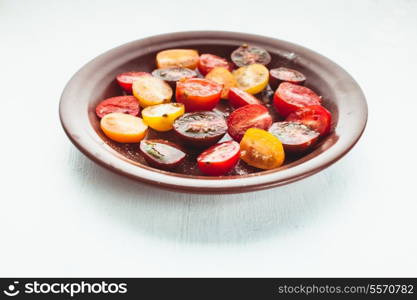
<box><xmin>269</xmin><ymin>67</ymin><xmax>306</xmax><ymax>90</ymax></box>
<box><xmin>95</xmin><ymin>96</ymin><xmax>140</xmax><ymax>118</ymax></box>
<box><xmin>227</xmin><ymin>104</ymin><xmax>273</xmax><ymax>142</ymax></box>
<box><xmin>197</xmin><ymin>141</ymin><xmax>240</xmax><ymax>176</ymax></box>
<box><xmin>286</xmin><ymin>105</ymin><xmax>332</xmax><ymax>136</ymax></box>
<box><xmin>173</xmin><ymin>111</ymin><xmax>228</xmax><ymax>148</ymax></box>
<box><xmin>139</xmin><ymin>139</ymin><xmax>186</xmax><ymax>170</ymax></box>
<box><xmin>228</xmin><ymin>87</ymin><xmax>261</xmax><ymax>108</ymax></box>
<box><xmin>273</xmin><ymin>82</ymin><xmax>321</xmax><ymax>118</ymax></box>
<box><xmin>152</xmin><ymin>67</ymin><xmax>197</xmax><ymax>89</ymax></box>
<box><xmin>176</xmin><ymin>78</ymin><xmax>223</xmax><ymax>112</ymax></box>
<box><xmin>269</xmin><ymin>122</ymin><xmax>319</xmax><ymax>153</ymax></box>
<box><xmin>116</xmin><ymin>72</ymin><xmax>151</xmax><ymax>93</ymax></box>
<box><xmin>231</xmin><ymin>44</ymin><xmax>271</xmax><ymax>67</ymax></box>
<box><xmin>197</xmin><ymin>54</ymin><xmax>232</xmax><ymax>76</ymax></box>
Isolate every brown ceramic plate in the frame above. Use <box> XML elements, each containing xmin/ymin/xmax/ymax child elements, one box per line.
<box><xmin>59</xmin><ymin>31</ymin><xmax>367</xmax><ymax>193</ymax></box>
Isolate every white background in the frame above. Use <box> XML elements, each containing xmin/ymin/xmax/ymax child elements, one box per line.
<box><xmin>1</xmin><ymin>0</ymin><xmax>416</xmax><ymax>277</ymax></box>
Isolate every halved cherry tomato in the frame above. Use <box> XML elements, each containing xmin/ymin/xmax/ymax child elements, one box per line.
<box><xmin>132</xmin><ymin>76</ymin><xmax>173</xmax><ymax>108</ymax></box>
<box><xmin>100</xmin><ymin>113</ymin><xmax>148</xmax><ymax>143</ymax></box>
<box><xmin>231</xmin><ymin>44</ymin><xmax>271</xmax><ymax>67</ymax></box>
<box><xmin>286</xmin><ymin>105</ymin><xmax>332</xmax><ymax>136</ymax></box>
<box><xmin>240</xmin><ymin>128</ymin><xmax>284</xmax><ymax>170</ymax></box>
<box><xmin>140</xmin><ymin>139</ymin><xmax>186</xmax><ymax>170</ymax></box>
<box><xmin>116</xmin><ymin>72</ymin><xmax>151</xmax><ymax>93</ymax></box>
<box><xmin>269</xmin><ymin>121</ymin><xmax>319</xmax><ymax>153</ymax></box>
<box><xmin>198</xmin><ymin>54</ymin><xmax>232</xmax><ymax>75</ymax></box>
<box><xmin>156</xmin><ymin>49</ymin><xmax>199</xmax><ymax>69</ymax></box>
<box><xmin>141</xmin><ymin>103</ymin><xmax>185</xmax><ymax>132</ymax></box>
<box><xmin>151</xmin><ymin>67</ymin><xmax>197</xmax><ymax>89</ymax></box>
<box><xmin>233</xmin><ymin>63</ymin><xmax>269</xmax><ymax>94</ymax></box>
<box><xmin>273</xmin><ymin>82</ymin><xmax>321</xmax><ymax>118</ymax></box>
<box><xmin>227</xmin><ymin>104</ymin><xmax>272</xmax><ymax>142</ymax></box>
<box><xmin>205</xmin><ymin>67</ymin><xmax>237</xmax><ymax>99</ymax></box>
<box><xmin>175</xmin><ymin>78</ymin><xmax>222</xmax><ymax>112</ymax></box>
<box><xmin>228</xmin><ymin>87</ymin><xmax>261</xmax><ymax>108</ymax></box>
<box><xmin>269</xmin><ymin>67</ymin><xmax>306</xmax><ymax>90</ymax></box>
<box><xmin>95</xmin><ymin>96</ymin><xmax>140</xmax><ymax>119</ymax></box>
<box><xmin>173</xmin><ymin>111</ymin><xmax>227</xmax><ymax>148</ymax></box>
<box><xmin>197</xmin><ymin>141</ymin><xmax>240</xmax><ymax>176</ymax></box>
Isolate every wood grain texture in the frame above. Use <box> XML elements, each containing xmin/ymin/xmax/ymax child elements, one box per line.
<box><xmin>0</xmin><ymin>0</ymin><xmax>416</xmax><ymax>277</ymax></box>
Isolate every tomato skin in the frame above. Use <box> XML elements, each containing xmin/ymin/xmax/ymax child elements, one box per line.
<box><xmin>197</xmin><ymin>141</ymin><xmax>240</xmax><ymax>176</ymax></box>
<box><xmin>227</xmin><ymin>104</ymin><xmax>272</xmax><ymax>142</ymax></box>
<box><xmin>175</xmin><ymin>78</ymin><xmax>222</xmax><ymax>112</ymax></box>
<box><xmin>273</xmin><ymin>82</ymin><xmax>321</xmax><ymax>118</ymax></box>
<box><xmin>198</xmin><ymin>54</ymin><xmax>232</xmax><ymax>76</ymax></box>
<box><xmin>95</xmin><ymin>96</ymin><xmax>140</xmax><ymax>119</ymax></box>
<box><xmin>228</xmin><ymin>87</ymin><xmax>261</xmax><ymax>108</ymax></box>
<box><xmin>240</xmin><ymin>128</ymin><xmax>285</xmax><ymax>170</ymax></box>
<box><xmin>116</xmin><ymin>72</ymin><xmax>151</xmax><ymax>93</ymax></box>
<box><xmin>286</xmin><ymin>105</ymin><xmax>332</xmax><ymax>136</ymax></box>
<box><xmin>268</xmin><ymin>121</ymin><xmax>320</xmax><ymax>153</ymax></box>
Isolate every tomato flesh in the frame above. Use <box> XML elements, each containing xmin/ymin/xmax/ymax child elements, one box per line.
<box><xmin>228</xmin><ymin>87</ymin><xmax>261</xmax><ymax>108</ymax></box>
<box><xmin>152</xmin><ymin>67</ymin><xmax>197</xmax><ymax>89</ymax></box>
<box><xmin>227</xmin><ymin>104</ymin><xmax>272</xmax><ymax>142</ymax></box>
<box><xmin>197</xmin><ymin>141</ymin><xmax>240</xmax><ymax>176</ymax></box>
<box><xmin>176</xmin><ymin>78</ymin><xmax>222</xmax><ymax>112</ymax></box>
<box><xmin>286</xmin><ymin>105</ymin><xmax>332</xmax><ymax>136</ymax></box>
<box><xmin>95</xmin><ymin>96</ymin><xmax>140</xmax><ymax>119</ymax></box>
<box><xmin>231</xmin><ymin>44</ymin><xmax>271</xmax><ymax>67</ymax></box>
<box><xmin>116</xmin><ymin>72</ymin><xmax>150</xmax><ymax>93</ymax></box>
<box><xmin>198</xmin><ymin>54</ymin><xmax>232</xmax><ymax>76</ymax></box>
<box><xmin>273</xmin><ymin>82</ymin><xmax>321</xmax><ymax>118</ymax></box>
<box><xmin>269</xmin><ymin>121</ymin><xmax>319</xmax><ymax>153</ymax></box>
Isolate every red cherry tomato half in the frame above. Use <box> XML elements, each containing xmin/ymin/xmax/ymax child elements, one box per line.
<box><xmin>273</xmin><ymin>82</ymin><xmax>321</xmax><ymax>118</ymax></box>
<box><xmin>95</xmin><ymin>96</ymin><xmax>140</xmax><ymax>119</ymax></box>
<box><xmin>116</xmin><ymin>72</ymin><xmax>151</xmax><ymax>93</ymax></box>
<box><xmin>228</xmin><ymin>87</ymin><xmax>261</xmax><ymax>108</ymax></box>
<box><xmin>197</xmin><ymin>141</ymin><xmax>240</xmax><ymax>176</ymax></box>
<box><xmin>197</xmin><ymin>54</ymin><xmax>232</xmax><ymax>76</ymax></box>
<box><xmin>176</xmin><ymin>78</ymin><xmax>222</xmax><ymax>112</ymax></box>
<box><xmin>286</xmin><ymin>105</ymin><xmax>332</xmax><ymax>136</ymax></box>
<box><xmin>227</xmin><ymin>104</ymin><xmax>272</xmax><ymax>142</ymax></box>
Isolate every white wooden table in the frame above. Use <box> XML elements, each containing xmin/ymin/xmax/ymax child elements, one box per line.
<box><xmin>1</xmin><ymin>0</ymin><xmax>416</xmax><ymax>277</ymax></box>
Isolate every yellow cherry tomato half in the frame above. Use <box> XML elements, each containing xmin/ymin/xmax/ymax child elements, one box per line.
<box><xmin>233</xmin><ymin>63</ymin><xmax>269</xmax><ymax>94</ymax></box>
<box><xmin>142</xmin><ymin>103</ymin><xmax>185</xmax><ymax>132</ymax></box>
<box><xmin>205</xmin><ymin>67</ymin><xmax>237</xmax><ymax>99</ymax></box>
<box><xmin>156</xmin><ymin>49</ymin><xmax>199</xmax><ymax>69</ymax></box>
<box><xmin>132</xmin><ymin>76</ymin><xmax>173</xmax><ymax>108</ymax></box>
<box><xmin>100</xmin><ymin>113</ymin><xmax>148</xmax><ymax>143</ymax></box>
<box><xmin>240</xmin><ymin>128</ymin><xmax>285</xmax><ymax>170</ymax></box>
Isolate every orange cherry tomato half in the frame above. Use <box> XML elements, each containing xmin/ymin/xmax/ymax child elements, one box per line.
<box><xmin>197</xmin><ymin>141</ymin><xmax>240</xmax><ymax>176</ymax></box>
<box><xmin>95</xmin><ymin>96</ymin><xmax>140</xmax><ymax>119</ymax></box>
<box><xmin>228</xmin><ymin>87</ymin><xmax>261</xmax><ymax>108</ymax></box>
<box><xmin>240</xmin><ymin>128</ymin><xmax>285</xmax><ymax>170</ymax></box>
<box><xmin>286</xmin><ymin>105</ymin><xmax>332</xmax><ymax>136</ymax></box>
<box><xmin>156</xmin><ymin>49</ymin><xmax>199</xmax><ymax>69</ymax></box>
<box><xmin>175</xmin><ymin>78</ymin><xmax>222</xmax><ymax>112</ymax></box>
<box><xmin>205</xmin><ymin>67</ymin><xmax>237</xmax><ymax>99</ymax></box>
<box><xmin>227</xmin><ymin>104</ymin><xmax>272</xmax><ymax>142</ymax></box>
<box><xmin>273</xmin><ymin>82</ymin><xmax>321</xmax><ymax>118</ymax></box>
<box><xmin>198</xmin><ymin>54</ymin><xmax>232</xmax><ymax>76</ymax></box>
<box><xmin>100</xmin><ymin>113</ymin><xmax>148</xmax><ymax>143</ymax></box>
<box><xmin>116</xmin><ymin>72</ymin><xmax>151</xmax><ymax>93</ymax></box>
